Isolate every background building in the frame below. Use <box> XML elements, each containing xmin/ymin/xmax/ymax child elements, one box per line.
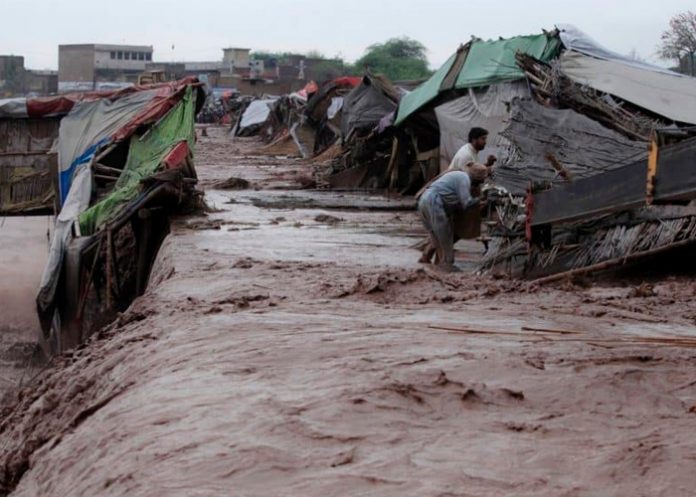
<box><xmin>0</xmin><ymin>55</ymin><xmax>26</xmax><ymax>96</ymax></box>
<box><xmin>58</xmin><ymin>44</ymin><xmax>153</xmax><ymax>90</ymax></box>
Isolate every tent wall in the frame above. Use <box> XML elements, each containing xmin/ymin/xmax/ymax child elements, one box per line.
<box><xmin>496</xmin><ymin>97</ymin><xmax>646</xmax><ymax>195</ymax></box>
<box><xmin>434</xmin><ymin>81</ymin><xmax>529</xmax><ymax>171</ymax></box>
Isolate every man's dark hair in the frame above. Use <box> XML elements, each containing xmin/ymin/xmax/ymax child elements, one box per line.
<box><xmin>468</xmin><ymin>127</ymin><xmax>488</xmax><ymax>142</ymax></box>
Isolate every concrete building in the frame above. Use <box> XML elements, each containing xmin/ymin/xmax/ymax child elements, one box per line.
<box><xmin>0</xmin><ymin>55</ymin><xmax>26</xmax><ymax>96</ymax></box>
<box><xmin>58</xmin><ymin>44</ymin><xmax>153</xmax><ymax>90</ymax></box>
<box><xmin>222</xmin><ymin>47</ymin><xmax>250</xmax><ymax>73</ymax></box>
<box><xmin>25</xmin><ymin>70</ymin><xmax>58</xmax><ymax>95</ymax></box>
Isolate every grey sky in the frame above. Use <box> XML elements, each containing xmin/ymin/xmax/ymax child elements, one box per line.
<box><xmin>3</xmin><ymin>0</ymin><xmax>693</xmax><ymax>70</ymax></box>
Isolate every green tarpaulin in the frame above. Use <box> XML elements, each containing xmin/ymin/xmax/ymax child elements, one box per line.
<box><xmin>78</xmin><ymin>86</ymin><xmax>196</xmax><ymax>235</ymax></box>
<box><xmin>455</xmin><ymin>34</ymin><xmax>561</xmax><ymax>88</ymax></box>
<box><xmin>393</xmin><ymin>52</ymin><xmax>457</xmax><ymax>127</ymax></box>
<box><xmin>394</xmin><ymin>32</ymin><xmax>561</xmax><ymax>126</ymax></box>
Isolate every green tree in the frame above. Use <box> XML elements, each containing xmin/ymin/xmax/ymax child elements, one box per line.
<box><xmin>354</xmin><ymin>37</ymin><xmax>432</xmax><ymax>81</ymax></box>
<box><xmin>658</xmin><ymin>11</ymin><xmax>696</xmax><ymax>76</ymax></box>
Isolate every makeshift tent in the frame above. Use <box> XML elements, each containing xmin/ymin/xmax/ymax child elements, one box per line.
<box><xmin>394</xmin><ymin>32</ymin><xmax>562</xmax><ymax>126</ymax></box>
<box><xmin>36</xmin><ymin>79</ymin><xmax>203</xmax><ymax>350</ymax></box>
<box><xmin>238</xmin><ymin>98</ymin><xmax>277</xmax><ymax>131</ymax></box>
<box><xmin>78</xmin><ymin>87</ymin><xmax>196</xmax><ymax>235</ymax></box>
<box><xmin>341</xmin><ymin>74</ymin><xmax>402</xmax><ymax>138</ymax></box>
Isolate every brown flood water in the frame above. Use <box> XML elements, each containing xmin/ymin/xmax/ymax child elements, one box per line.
<box><xmin>0</xmin><ymin>216</ymin><xmax>50</xmax><ymax>399</ymax></box>
<box><xmin>1</xmin><ymin>128</ymin><xmax>696</xmax><ymax>496</ymax></box>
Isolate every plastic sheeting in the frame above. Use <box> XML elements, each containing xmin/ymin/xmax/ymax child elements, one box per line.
<box><xmin>558</xmin><ymin>24</ymin><xmax>678</xmax><ymax>76</ymax></box>
<box><xmin>341</xmin><ymin>75</ymin><xmax>400</xmax><ymax>137</ymax></box>
<box><xmin>57</xmin><ymin>90</ymin><xmax>159</xmax><ymax>203</ymax></box>
<box><xmin>455</xmin><ymin>34</ymin><xmax>561</xmax><ymax>89</ymax></box>
<box><xmin>0</xmin><ymin>98</ymin><xmax>28</xmax><ymax>118</ymax></box>
<box><xmin>395</xmin><ymin>32</ymin><xmax>560</xmax><ymax>126</ymax></box>
<box><xmin>78</xmin><ymin>87</ymin><xmax>196</xmax><ymax>235</ymax></box>
<box><xmin>560</xmin><ymin>50</ymin><xmax>696</xmax><ymax>125</ymax></box>
<box><xmin>434</xmin><ymin>82</ymin><xmax>529</xmax><ymax>171</ymax></box>
<box><xmin>497</xmin><ymin>97</ymin><xmax>646</xmax><ymax>195</ymax></box>
<box><xmin>327</xmin><ymin>97</ymin><xmax>343</xmax><ymax>120</ymax></box>
<box><xmin>239</xmin><ymin>99</ymin><xmax>276</xmax><ymax>129</ymax></box>
<box><xmin>394</xmin><ymin>52</ymin><xmax>457</xmax><ymax>126</ymax></box>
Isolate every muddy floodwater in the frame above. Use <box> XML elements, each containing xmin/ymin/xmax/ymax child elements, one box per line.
<box><xmin>1</xmin><ymin>127</ymin><xmax>696</xmax><ymax>496</ymax></box>
<box><xmin>0</xmin><ymin>217</ymin><xmax>50</xmax><ymax>399</ymax></box>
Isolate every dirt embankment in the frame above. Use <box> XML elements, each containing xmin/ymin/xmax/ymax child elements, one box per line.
<box><xmin>2</xmin><ymin>129</ymin><xmax>696</xmax><ymax>497</ymax></box>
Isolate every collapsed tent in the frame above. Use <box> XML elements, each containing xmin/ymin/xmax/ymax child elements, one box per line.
<box><xmin>317</xmin><ymin>74</ymin><xmax>406</xmax><ymax>189</ymax></box>
<box><xmin>235</xmin><ymin>98</ymin><xmax>278</xmax><ymax>137</ymax></box>
<box><xmin>394</xmin><ymin>33</ymin><xmax>562</xmax><ymax>128</ymax></box>
<box><xmin>36</xmin><ymin>78</ymin><xmax>204</xmax><ymax>355</ymax></box>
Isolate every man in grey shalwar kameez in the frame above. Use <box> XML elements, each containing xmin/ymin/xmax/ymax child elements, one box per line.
<box><xmin>417</xmin><ymin>165</ymin><xmax>488</xmax><ymax>271</ymax></box>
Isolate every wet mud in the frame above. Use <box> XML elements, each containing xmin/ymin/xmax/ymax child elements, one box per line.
<box><xmin>2</xmin><ymin>129</ymin><xmax>696</xmax><ymax>496</ymax></box>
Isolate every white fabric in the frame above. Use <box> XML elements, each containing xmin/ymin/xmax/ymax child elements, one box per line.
<box><xmin>435</xmin><ymin>81</ymin><xmax>529</xmax><ymax>171</ymax></box>
<box><xmin>239</xmin><ymin>99</ymin><xmax>276</xmax><ymax>129</ymax></box>
<box><xmin>327</xmin><ymin>97</ymin><xmax>343</xmax><ymax>120</ymax></box>
<box><xmin>448</xmin><ymin>143</ymin><xmax>479</xmax><ymax>170</ymax></box>
<box><xmin>558</xmin><ymin>24</ymin><xmax>679</xmax><ymax>76</ymax></box>
<box><xmin>560</xmin><ymin>50</ymin><xmax>696</xmax><ymax>125</ymax></box>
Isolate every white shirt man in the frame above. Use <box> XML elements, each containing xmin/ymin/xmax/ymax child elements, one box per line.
<box><xmin>447</xmin><ymin>127</ymin><xmax>496</xmax><ymax>173</ymax></box>
<box><xmin>448</xmin><ymin>142</ymin><xmax>480</xmax><ymax>171</ymax></box>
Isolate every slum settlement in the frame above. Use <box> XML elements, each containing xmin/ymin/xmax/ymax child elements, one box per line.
<box><xmin>1</xmin><ymin>23</ymin><xmax>696</xmax><ymax>497</ymax></box>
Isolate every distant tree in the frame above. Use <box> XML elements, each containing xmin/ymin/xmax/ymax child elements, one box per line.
<box><xmin>354</xmin><ymin>37</ymin><xmax>432</xmax><ymax>81</ymax></box>
<box><xmin>658</xmin><ymin>11</ymin><xmax>696</xmax><ymax>75</ymax></box>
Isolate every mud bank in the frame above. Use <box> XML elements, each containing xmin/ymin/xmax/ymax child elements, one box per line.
<box><xmin>2</xmin><ymin>129</ymin><xmax>696</xmax><ymax>496</ymax></box>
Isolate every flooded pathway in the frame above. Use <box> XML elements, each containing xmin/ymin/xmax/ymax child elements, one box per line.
<box><xmin>2</xmin><ymin>127</ymin><xmax>696</xmax><ymax>496</ymax></box>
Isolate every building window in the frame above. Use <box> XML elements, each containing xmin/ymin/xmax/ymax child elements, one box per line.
<box><xmin>146</xmin><ymin>53</ymin><xmax>152</xmax><ymax>61</ymax></box>
<box><xmin>117</xmin><ymin>51</ymin><xmax>123</xmax><ymax>60</ymax></box>
<box><xmin>131</xmin><ymin>52</ymin><xmax>137</xmax><ymax>60</ymax></box>
<box><xmin>125</xmin><ymin>52</ymin><xmax>131</xmax><ymax>60</ymax></box>
<box><xmin>138</xmin><ymin>52</ymin><xmax>144</xmax><ymax>61</ymax></box>
<box><xmin>110</xmin><ymin>51</ymin><xmax>116</xmax><ymax>59</ymax></box>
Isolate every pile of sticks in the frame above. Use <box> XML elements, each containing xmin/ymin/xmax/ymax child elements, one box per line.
<box><xmin>516</xmin><ymin>53</ymin><xmax>663</xmax><ymax>141</ymax></box>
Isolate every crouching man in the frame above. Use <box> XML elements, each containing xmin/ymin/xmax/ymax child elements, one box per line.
<box><xmin>417</xmin><ymin>164</ymin><xmax>488</xmax><ymax>272</ymax></box>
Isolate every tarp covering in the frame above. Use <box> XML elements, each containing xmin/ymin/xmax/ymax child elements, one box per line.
<box><xmin>0</xmin><ymin>77</ymin><xmax>201</xmax><ymax>120</ymax></box>
<box><xmin>455</xmin><ymin>34</ymin><xmax>561</xmax><ymax>88</ymax></box>
<box><xmin>37</xmin><ymin>79</ymin><xmax>202</xmax><ymax>330</ymax></box>
<box><xmin>395</xmin><ymin>32</ymin><xmax>560</xmax><ymax>126</ymax></box>
<box><xmin>558</xmin><ymin>24</ymin><xmax>678</xmax><ymax>75</ymax></box>
<box><xmin>496</xmin><ymin>97</ymin><xmax>646</xmax><ymax>195</ymax></box>
<box><xmin>435</xmin><ymin>81</ymin><xmax>529</xmax><ymax>171</ymax></box>
<box><xmin>560</xmin><ymin>50</ymin><xmax>696</xmax><ymax>125</ymax></box>
<box><xmin>78</xmin><ymin>86</ymin><xmax>196</xmax><ymax>235</ymax></box>
<box><xmin>394</xmin><ymin>52</ymin><xmax>457</xmax><ymax>126</ymax></box>
<box><xmin>239</xmin><ymin>99</ymin><xmax>276</xmax><ymax>129</ymax></box>
<box><xmin>57</xmin><ymin>90</ymin><xmax>159</xmax><ymax>203</ymax></box>
<box><xmin>0</xmin><ymin>98</ymin><xmax>28</xmax><ymax>118</ymax></box>
<box><xmin>341</xmin><ymin>75</ymin><xmax>401</xmax><ymax>137</ymax></box>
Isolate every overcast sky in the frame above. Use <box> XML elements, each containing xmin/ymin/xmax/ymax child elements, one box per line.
<box><xmin>3</xmin><ymin>0</ymin><xmax>693</xmax><ymax>70</ymax></box>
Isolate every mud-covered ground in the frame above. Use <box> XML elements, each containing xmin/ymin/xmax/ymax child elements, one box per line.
<box><xmin>2</xmin><ymin>127</ymin><xmax>696</xmax><ymax>496</ymax></box>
